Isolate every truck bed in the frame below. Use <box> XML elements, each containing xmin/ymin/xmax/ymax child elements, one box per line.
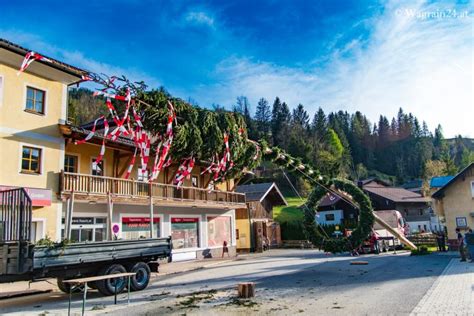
<box><xmin>1</xmin><ymin>237</ymin><xmax>172</xmax><ymax>282</ymax></box>
<box><xmin>33</xmin><ymin>238</ymin><xmax>171</xmax><ymax>269</ymax></box>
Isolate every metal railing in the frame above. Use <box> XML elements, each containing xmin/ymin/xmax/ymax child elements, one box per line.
<box><xmin>60</xmin><ymin>171</ymin><xmax>246</xmax><ymax>204</ymax></box>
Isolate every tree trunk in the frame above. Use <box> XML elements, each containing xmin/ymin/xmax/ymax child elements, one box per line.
<box><xmin>238</xmin><ymin>282</ymin><xmax>255</xmax><ymax>298</ymax></box>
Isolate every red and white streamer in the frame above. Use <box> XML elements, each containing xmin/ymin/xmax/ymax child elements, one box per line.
<box><xmin>124</xmin><ymin>148</ymin><xmax>138</xmax><ymax>179</ymax></box>
<box><xmin>174</xmin><ymin>157</ymin><xmax>195</xmax><ymax>187</ymax></box>
<box><xmin>17</xmin><ymin>51</ymin><xmax>52</xmax><ymax>75</ymax></box>
<box><xmin>75</xmin><ymin>116</ymin><xmax>105</xmax><ymax>145</ymax></box>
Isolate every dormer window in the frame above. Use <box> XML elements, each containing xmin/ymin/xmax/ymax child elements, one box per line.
<box><xmin>25</xmin><ymin>86</ymin><xmax>45</xmax><ymax>115</ymax></box>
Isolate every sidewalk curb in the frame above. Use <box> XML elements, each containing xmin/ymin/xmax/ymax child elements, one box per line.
<box><xmin>155</xmin><ymin>259</ymin><xmax>235</xmax><ymax>277</ymax></box>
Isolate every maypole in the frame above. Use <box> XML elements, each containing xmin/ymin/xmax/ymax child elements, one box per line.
<box><xmin>17</xmin><ymin>52</ymin><xmax>407</xmax><ymax>253</ymax></box>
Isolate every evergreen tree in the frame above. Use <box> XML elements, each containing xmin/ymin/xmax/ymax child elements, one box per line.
<box><xmin>311</xmin><ymin>107</ymin><xmax>327</xmax><ymax>142</ymax></box>
<box><xmin>292</xmin><ymin>103</ymin><xmax>309</xmax><ymax>128</ymax></box>
<box><xmin>255</xmin><ymin>97</ymin><xmax>271</xmax><ymax>141</ymax></box>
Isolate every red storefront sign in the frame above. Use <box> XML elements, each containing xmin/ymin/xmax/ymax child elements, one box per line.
<box><xmin>171</xmin><ymin>217</ymin><xmax>199</xmax><ymax>223</ymax></box>
<box><xmin>122</xmin><ymin>217</ymin><xmax>160</xmax><ymax>223</ymax></box>
<box><xmin>0</xmin><ymin>185</ymin><xmax>52</xmax><ymax>206</ymax></box>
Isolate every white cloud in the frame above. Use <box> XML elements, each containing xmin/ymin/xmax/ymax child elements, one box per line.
<box><xmin>187</xmin><ymin>0</ymin><xmax>473</xmax><ymax>137</ymax></box>
<box><xmin>184</xmin><ymin>11</ymin><xmax>215</xmax><ymax>28</ymax></box>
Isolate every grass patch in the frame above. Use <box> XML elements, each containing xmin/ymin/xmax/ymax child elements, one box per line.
<box><xmin>273</xmin><ymin>196</ymin><xmax>306</xmax><ymax>223</ymax></box>
<box><xmin>178</xmin><ymin>289</ymin><xmax>217</xmax><ymax>309</ymax></box>
<box><xmin>227</xmin><ymin>298</ymin><xmax>259</xmax><ymax>308</ymax></box>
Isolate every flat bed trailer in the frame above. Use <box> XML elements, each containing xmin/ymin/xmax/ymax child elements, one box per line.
<box><xmin>0</xmin><ymin>188</ymin><xmax>172</xmax><ymax>295</ymax></box>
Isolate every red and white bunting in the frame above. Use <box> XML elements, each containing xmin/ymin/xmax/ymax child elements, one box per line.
<box><xmin>163</xmin><ymin>156</ymin><xmax>173</xmax><ymax>168</ymax></box>
<box><xmin>149</xmin><ymin>140</ymin><xmax>163</xmax><ymax>182</ymax></box>
<box><xmin>93</xmin><ymin>119</ymin><xmax>109</xmax><ymax>168</ymax></box>
<box><xmin>81</xmin><ymin>74</ymin><xmax>93</xmax><ymax>81</ymax></box>
<box><xmin>75</xmin><ymin>116</ymin><xmax>105</xmax><ymax>145</ymax></box>
<box><xmin>253</xmin><ymin>143</ymin><xmax>260</xmax><ymax>160</ymax></box>
<box><xmin>174</xmin><ymin>157</ymin><xmax>195</xmax><ymax>187</ymax></box>
<box><xmin>17</xmin><ymin>51</ymin><xmax>52</xmax><ymax>75</ymax></box>
<box><xmin>124</xmin><ymin>148</ymin><xmax>138</xmax><ymax>179</ymax></box>
<box><xmin>93</xmin><ymin>90</ymin><xmax>128</xmax><ymax>102</ymax></box>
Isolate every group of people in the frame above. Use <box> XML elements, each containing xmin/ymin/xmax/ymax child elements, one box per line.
<box><xmin>456</xmin><ymin>228</ymin><xmax>474</xmax><ymax>262</ymax></box>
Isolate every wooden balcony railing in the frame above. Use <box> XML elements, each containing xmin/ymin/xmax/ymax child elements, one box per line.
<box><xmin>60</xmin><ymin>172</ymin><xmax>246</xmax><ymax>205</ymax></box>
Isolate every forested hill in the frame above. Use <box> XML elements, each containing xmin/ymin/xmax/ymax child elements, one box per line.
<box><xmin>68</xmin><ymin>88</ymin><xmax>474</xmax><ymax>186</ymax></box>
<box><xmin>232</xmin><ymin>96</ymin><xmax>473</xmax><ymax>185</ymax></box>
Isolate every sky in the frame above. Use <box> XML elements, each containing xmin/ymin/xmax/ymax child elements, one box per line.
<box><xmin>0</xmin><ymin>0</ymin><xmax>472</xmax><ymax>137</ymax></box>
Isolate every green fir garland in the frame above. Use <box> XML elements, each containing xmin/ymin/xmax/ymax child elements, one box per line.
<box><xmin>303</xmin><ymin>178</ymin><xmax>374</xmax><ymax>253</ymax></box>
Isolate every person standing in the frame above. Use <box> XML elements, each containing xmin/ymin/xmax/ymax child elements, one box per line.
<box><xmin>436</xmin><ymin>231</ymin><xmax>443</xmax><ymax>252</ymax></box>
<box><xmin>456</xmin><ymin>228</ymin><xmax>466</xmax><ymax>262</ymax></box>
<box><xmin>222</xmin><ymin>240</ymin><xmax>229</xmax><ymax>258</ymax></box>
<box><xmin>465</xmin><ymin>228</ymin><xmax>474</xmax><ymax>262</ymax></box>
<box><xmin>440</xmin><ymin>230</ymin><xmax>446</xmax><ymax>252</ymax></box>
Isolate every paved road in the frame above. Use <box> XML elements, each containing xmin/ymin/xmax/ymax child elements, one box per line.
<box><xmin>0</xmin><ymin>250</ymin><xmax>458</xmax><ymax>315</ymax></box>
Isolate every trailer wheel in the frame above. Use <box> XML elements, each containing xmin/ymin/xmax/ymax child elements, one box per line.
<box><xmin>129</xmin><ymin>262</ymin><xmax>151</xmax><ymax>291</ymax></box>
<box><xmin>96</xmin><ymin>264</ymin><xmax>127</xmax><ymax>296</ymax></box>
<box><xmin>57</xmin><ymin>278</ymin><xmax>84</xmax><ymax>294</ymax></box>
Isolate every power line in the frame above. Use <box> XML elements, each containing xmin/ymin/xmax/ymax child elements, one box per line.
<box><xmin>279</xmin><ymin>167</ymin><xmax>330</xmax><ymax>239</ymax></box>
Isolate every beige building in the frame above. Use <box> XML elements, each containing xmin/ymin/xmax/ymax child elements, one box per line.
<box><xmin>0</xmin><ymin>38</ymin><xmax>85</xmax><ymax>241</ymax></box>
<box><xmin>432</xmin><ymin>163</ymin><xmax>474</xmax><ymax>241</ymax></box>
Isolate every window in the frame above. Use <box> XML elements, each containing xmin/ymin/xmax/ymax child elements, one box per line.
<box><xmin>61</xmin><ymin>217</ymin><xmax>106</xmax><ymax>243</ymax></box>
<box><xmin>25</xmin><ymin>86</ymin><xmax>45</xmax><ymax>114</ymax></box>
<box><xmin>456</xmin><ymin>217</ymin><xmax>467</xmax><ymax>228</ymax></box>
<box><xmin>325</xmin><ymin>214</ymin><xmax>335</xmax><ymax>221</ymax></box>
<box><xmin>171</xmin><ymin>218</ymin><xmax>199</xmax><ymax>249</ymax></box>
<box><xmin>471</xmin><ymin>181</ymin><xmax>474</xmax><ymax>198</ymax></box>
<box><xmin>122</xmin><ymin>217</ymin><xmax>160</xmax><ymax>239</ymax></box>
<box><xmin>91</xmin><ymin>158</ymin><xmax>104</xmax><ymax>176</ymax></box>
<box><xmin>192</xmin><ymin>176</ymin><xmax>198</xmax><ymax>188</ymax></box>
<box><xmin>137</xmin><ymin>169</ymin><xmax>149</xmax><ymax>182</ymax></box>
<box><xmin>419</xmin><ymin>209</ymin><xmax>424</xmax><ymax>216</ymax></box>
<box><xmin>207</xmin><ymin>216</ymin><xmax>231</xmax><ymax>247</ymax></box>
<box><xmin>21</xmin><ymin>146</ymin><xmax>41</xmax><ymax>174</ymax></box>
<box><xmin>64</xmin><ymin>155</ymin><xmax>78</xmax><ymax>173</ymax></box>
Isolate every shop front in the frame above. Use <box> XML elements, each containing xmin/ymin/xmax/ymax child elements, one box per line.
<box><xmin>62</xmin><ymin>202</ymin><xmax>237</xmax><ymax>261</ymax></box>
<box><xmin>121</xmin><ymin>216</ymin><xmax>160</xmax><ymax>239</ymax></box>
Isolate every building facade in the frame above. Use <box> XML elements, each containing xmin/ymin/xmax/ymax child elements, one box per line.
<box><xmin>0</xmin><ymin>39</ymin><xmax>84</xmax><ymax>241</ymax></box>
<box><xmin>432</xmin><ymin>163</ymin><xmax>474</xmax><ymax>241</ymax></box>
<box><xmin>361</xmin><ymin>180</ymin><xmax>438</xmax><ymax>233</ymax></box>
<box><xmin>0</xmin><ymin>39</ymin><xmax>246</xmax><ymax>261</ymax></box>
<box><xmin>235</xmin><ymin>182</ymin><xmax>286</xmax><ymax>252</ymax></box>
<box><xmin>316</xmin><ymin>192</ymin><xmax>359</xmax><ymax>226</ymax></box>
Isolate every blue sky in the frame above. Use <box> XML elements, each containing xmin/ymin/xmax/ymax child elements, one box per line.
<box><xmin>0</xmin><ymin>0</ymin><xmax>472</xmax><ymax>137</ymax></box>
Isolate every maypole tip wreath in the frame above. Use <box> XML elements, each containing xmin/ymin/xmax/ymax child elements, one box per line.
<box><xmin>304</xmin><ymin>178</ymin><xmax>375</xmax><ymax>253</ymax></box>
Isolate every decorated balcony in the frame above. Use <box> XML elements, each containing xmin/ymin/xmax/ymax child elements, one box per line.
<box><xmin>59</xmin><ymin>171</ymin><xmax>246</xmax><ymax>208</ymax></box>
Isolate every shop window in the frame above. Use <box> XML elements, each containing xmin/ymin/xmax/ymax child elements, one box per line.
<box><xmin>325</xmin><ymin>214</ymin><xmax>335</xmax><ymax>221</ymax></box>
<box><xmin>21</xmin><ymin>146</ymin><xmax>42</xmax><ymax>174</ymax></box>
<box><xmin>62</xmin><ymin>217</ymin><xmax>107</xmax><ymax>243</ymax></box>
<box><xmin>122</xmin><ymin>217</ymin><xmax>160</xmax><ymax>239</ymax></box>
<box><xmin>171</xmin><ymin>218</ymin><xmax>199</xmax><ymax>249</ymax></box>
<box><xmin>207</xmin><ymin>216</ymin><xmax>231</xmax><ymax>247</ymax></box>
<box><xmin>64</xmin><ymin>155</ymin><xmax>78</xmax><ymax>173</ymax></box>
<box><xmin>25</xmin><ymin>86</ymin><xmax>45</xmax><ymax>114</ymax></box>
<box><xmin>91</xmin><ymin>158</ymin><xmax>104</xmax><ymax>176</ymax></box>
